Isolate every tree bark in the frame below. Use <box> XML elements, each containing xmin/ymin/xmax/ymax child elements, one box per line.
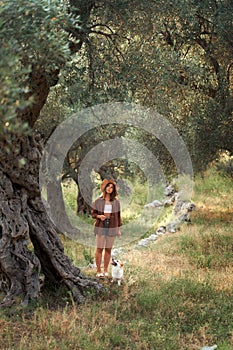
<box><xmin>0</xmin><ymin>131</ymin><xmax>102</xmax><ymax>306</ymax></box>
<box><xmin>0</xmin><ymin>0</ymin><xmax>102</xmax><ymax>304</ymax></box>
<box><xmin>76</xmin><ymin>180</ymin><xmax>93</xmax><ymax>215</ymax></box>
<box><xmin>0</xmin><ymin>168</ymin><xmax>41</xmax><ymax>306</ymax></box>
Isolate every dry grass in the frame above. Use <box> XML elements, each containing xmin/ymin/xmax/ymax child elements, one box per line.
<box><xmin>0</xmin><ymin>169</ymin><xmax>233</xmax><ymax>350</ymax></box>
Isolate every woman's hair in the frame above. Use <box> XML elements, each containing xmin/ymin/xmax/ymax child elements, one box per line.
<box><xmin>102</xmin><ymin>182</ymin><xmax>118</xmax><ymax>201</ymax></box>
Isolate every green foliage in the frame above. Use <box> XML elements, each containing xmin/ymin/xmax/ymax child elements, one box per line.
<box><xmin>215</xmin><ymin>152</ymin><xmax>233</xmax><ymax>178</ymax></box>
<box><xmin>82</xmin><ymin>247</ymin><xmax>94</xmax><ymax>265</ymax></box>
<box><xmin>0</xmin><ymin>0</ymin><xmax>71</xmax><ymax>68</ymax></box>
<box><xmin>62</xmin><ymin>180</ymin><xmax>77</xmax><ymax>211</ymax></box>
<box><xmin>0</xmin><ymin>45</ymin><xmax>30</xmax><ymax>135</ymax></box>
<box><xmin>0</xmin><ymin>0</ymin><xmax>75</xmax><ymax>135</ymax></box>
<box><xmin>38</xmin><ymin>0</ymin><xmax>232</xmax><ymax>175</ymax></box>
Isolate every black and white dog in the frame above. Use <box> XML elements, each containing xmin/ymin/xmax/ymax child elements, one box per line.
<box><xmin>111</xmin><ymin>258</ymin><xmax>124</xmax><ymax>286</ymax></box>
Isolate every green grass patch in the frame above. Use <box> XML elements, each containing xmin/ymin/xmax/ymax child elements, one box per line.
<box><xmin>132</xmin><ymin>278</ymin><xmax>233</xmax><ymax>340</ymax></box>
<box><xmin>179</xmin><ymin>229</ymin><xmax>233</xmax><ymax>269</ymax></box>
<box><xmin>194</xmin><ymin>167</ymin><xmax>233</xmax><ymax>207</ymax></box>
<box><xmin>3</xmin><ymin>276</ymin><xmax>231</xmax><ymax>350</ymax></box>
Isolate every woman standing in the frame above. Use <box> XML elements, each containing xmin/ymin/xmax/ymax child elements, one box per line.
<box><xmin>91</xmin><ymin>179</ymin><xmax>122</xmax><ymax>277</ymax></box>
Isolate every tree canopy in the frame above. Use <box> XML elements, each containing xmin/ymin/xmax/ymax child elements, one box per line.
<box><xmin>37</xmin><ymin>0</ymin><xmax>233</xmax><ymax>171</ymax></box>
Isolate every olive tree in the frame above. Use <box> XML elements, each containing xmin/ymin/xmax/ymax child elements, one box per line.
<box><xmin>0</xmin><ymin>0</ymin><xmax>103</xmax><ymax>307</ymax></box>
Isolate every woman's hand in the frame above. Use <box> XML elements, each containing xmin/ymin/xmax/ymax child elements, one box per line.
<box><xmin>97</xmin><ymin>214</ymin><xmax>106</xmax><ymax>221</ymax></box>
<box><xmin>117</xmin><ymin>230</ymin><xmax>121</xmax><ymax>237</ymax></box>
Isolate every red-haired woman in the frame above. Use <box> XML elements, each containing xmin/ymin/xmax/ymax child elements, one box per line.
<box><xmin>91</xmin><ymin>179</ymin><xmax>122</xmax><ymax>277</ymax></box>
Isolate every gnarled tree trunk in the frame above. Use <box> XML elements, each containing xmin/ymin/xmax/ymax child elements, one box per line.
<box><xmin>0</xmin><ymin>0</ymin><xmax>103</xmax><ymax>304</ymax></box>
<box><xmin>0</xmin><ymin>130</ymin><xmax>102</xmax><ymax>307</ymax></box>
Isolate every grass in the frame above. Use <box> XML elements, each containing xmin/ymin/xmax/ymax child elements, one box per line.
<box><xmin>0</xmin><ymin>167</ymin><xmax>233</xmax><ymax>350</ymax></box>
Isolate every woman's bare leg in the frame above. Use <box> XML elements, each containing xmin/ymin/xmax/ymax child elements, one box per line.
<box><xmin>96</xmin><ymin>235</ymin><xmax>105</xmax><ymax>273</ymax></box>
<box><xmin>104</xmin><ymin>236</ymin><xmax>115</xmax><ymax>273</ymax></box>
<box><xmin>103</xmin><ymin>248</ymin><xmax>111</xmax><ymax>273</ymax></box>
<box><xmin>95</xmin><ymin>248</ymin><xmax>103</xmax><ymax>273</ymax></box>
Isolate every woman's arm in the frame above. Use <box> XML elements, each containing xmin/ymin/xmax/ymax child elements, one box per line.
<box><xmin>91</xmin><ymin>199</ymin><xmax>106</xmax><ymax>221</ymax></box>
